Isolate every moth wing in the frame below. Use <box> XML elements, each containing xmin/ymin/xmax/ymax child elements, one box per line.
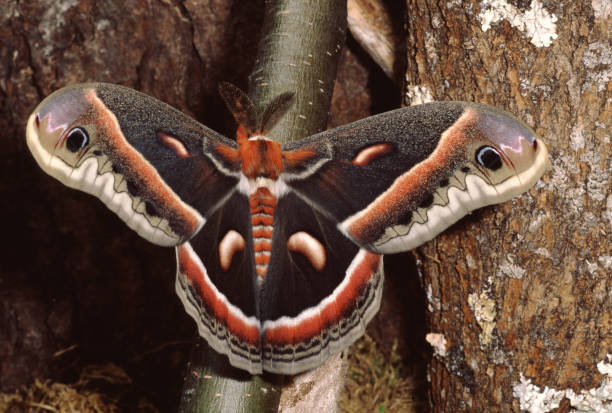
<box><xmin>175</xmin><ymin>191</ymin><xmax>264</xmax><ymax>373</ymax></box>
<box><xmin>26</xmin><ymin>83</ymin><xmax>242</xmax><ymax>246</ymax></box>
<box><xmin>174</xmin><ymin>190</ymin><xmax>384</xmax><ymax>375</ymax></box>
<box><xmin>283</xmin><ymin>102</ymin><xmax>547</xmax><ymax>254</ymax></box>
<box><xmin>260</xmin><ymin>192</ymin><xmax>383</xmax><ymax>374</ymax></box>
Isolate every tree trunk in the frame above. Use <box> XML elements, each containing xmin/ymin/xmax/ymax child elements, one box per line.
<box><xmin>405</xmin><ymin>0</ymin><xmax>611</xmax><ymax>411</ymax></box>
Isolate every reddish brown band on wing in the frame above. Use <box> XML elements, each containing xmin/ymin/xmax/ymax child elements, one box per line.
<box><xmin>88</xmin><ymin>90</ymin><xmax>202</xmax><ymax>237</ymax></box>
<box><xmin>157</xmin><ymin>131</ymin><xmax>192</xmax><ymax>158</ymax></box>
<box><xmin>351</xmin><ymin>143</ymin><xmax>393</xmax><ymax>166</ymax></box>
<box><xmin>264</xmin><ymin>251</ymin><xmax>381</xmax><ymax>344</ymax></box>
<box><xmin>178</xmin><ymin>244</ymin><xmax>259</xmax><ymax>344</ymax></box>
<box><xmin>345</xmin><ymin>110</ymin><xmax>478</xmax><ymax>241</ymax></box>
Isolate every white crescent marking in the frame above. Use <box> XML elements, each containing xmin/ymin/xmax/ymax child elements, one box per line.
<box><xmin>287</xmin><ymin>231</ymin><xmax>326</xmax><ymax>271</ymax></box>
<box><xmin>218</xmin><ymin>230</ymin><xmax>246</xmax><ymax>271</ymax></box>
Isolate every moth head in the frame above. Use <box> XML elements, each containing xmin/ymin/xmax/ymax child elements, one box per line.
<box><xmin>26</xmin><ymin>84</ymin><xmax>101</xmax><ymax>178</ymax></box>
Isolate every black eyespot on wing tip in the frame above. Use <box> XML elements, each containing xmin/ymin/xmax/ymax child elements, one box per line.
<box><xmin>66</xmin><ymin>127</ymin><xmax>89</xmax><ymax>153</ymax></box>
<box><xmin>475</xmin><ymin>146</ymin><xmax>503</xmax><ymax>170</ymax></box>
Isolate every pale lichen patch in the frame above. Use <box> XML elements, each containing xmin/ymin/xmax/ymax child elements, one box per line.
<box><xmin>467</xmin><ymin>291</ymin><xmax>496</xmax><ymax>346</ymax></box>
<box><xmin>547</xmin><ymin>152</ymin><xmax>587</xmax><ymax>217</ymax></box>
<box><xmin>586</xmin><ymin>260</ymin><xmax>600</xmax><ymax>276</ymax></box>
<box><xmin>599</xmin><ymin>255</ymin><xmax>612</xmax><ymax>270</ymax></box>
<box><xmin>497</xmin><ymin>255</ymin><xmax>527</xmax><ymax>279</ymax></box>
<box><xmin>582</xmin><ymin>42</ymin><xmax>612</xmax><ymax>93</ymax></box>
<box><xmin>528</xmin><ymin>211</ymin><xmax>547</xmax><ymax>234</ymax></box>
<box><xmin>591</xmin><ymin>0</ymin><xmax>612</xmax><ymax>19</ymax></box>
<box><xmin>39</xmin><ymin>0</ymin><xmax>80</xmax><ymax>57</ymax></box>
<box><xmin>570</xmin><ymin>125</ymin><xmax>586</xmax><ymax>151</ymax></box>
<box><xmin>478</xmin><ymin>0</ymin><xmax>558</xmax><ymax>47</ymax></box>
<box><xmin>513</xmin><ymin>355</ymin><xmax>612</xmax><ymax>413</ymax></box>
<box><xmin>424</xmin><ymin>32</ymin><xmax>439</xmax><ymax>69</ymax></box>
<box><xmin>426</xmin><ymin>333</ymin><xmax>448</xmax><ymax>358</ymax></box>
<box><xmin>513</xmin><ymin>374</ymin><xmax>564</xmax><ymax>412</ymax></box>
<box><xmin>606</xmin><ymin>195</ymin><xmax>612</xmax><ymax>232</ymax></box>
<box><xmin>465</xmin><ymin>253</ymin><xmax>477</xmax><ymax>270</ymax></box>
<box><xmin>426</xmin><ymin>283</ymin><xmax>441</xmax><ymax>313</ymax></box>
<box><xmin>405</xmin><ymin>83</ymin><xmax>434</xmax><ymax>106</ymax></box>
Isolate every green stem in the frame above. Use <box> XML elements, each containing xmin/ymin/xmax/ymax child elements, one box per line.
<box><xmin>178</xmin><ymin>1</ymin><xmax>346</xmax><ymax>411</ymax></box>
<box><xmin>249</xmin><ymin>0</ymin><xmax>347</xmax><ymax>143</ymax></box>
<box><xmin>177</xmin><ymin>338</ymin><xmax>282</xmax><ymax>413</ymax></box>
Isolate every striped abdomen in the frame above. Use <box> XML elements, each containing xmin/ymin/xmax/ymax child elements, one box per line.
<box><xmin>250</xmin><ymin>187</ymin><xmax>277</xmax><ymax>280</ymax></box>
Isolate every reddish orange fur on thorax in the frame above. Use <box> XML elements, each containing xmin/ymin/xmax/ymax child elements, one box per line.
<box><xmin>237</xmin><ymin>126</ymin><xmax>284</xmax><ymax>179</ymax></box>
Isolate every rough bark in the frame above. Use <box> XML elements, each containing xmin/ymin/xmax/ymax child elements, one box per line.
<box><xmin>405</xmin><ymin>0</ymin><xmax>611</xmax><ymax>411</ymax></box>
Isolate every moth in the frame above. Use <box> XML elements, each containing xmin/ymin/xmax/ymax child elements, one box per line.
<box><xmin>26</xmin><ymin>82</ymin><xmax>547</xmax><ymax>375</ymax></box>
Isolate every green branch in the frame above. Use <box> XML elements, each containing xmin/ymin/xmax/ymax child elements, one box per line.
<box><xmin>178</xmin><ymin>1</ymin><xmax>346</xmax><ymax>411</ymax></box>
<box><xmin>249</xmin><ymin>0</ymin><xmax>347</xmax><ymax>143</ymax></box>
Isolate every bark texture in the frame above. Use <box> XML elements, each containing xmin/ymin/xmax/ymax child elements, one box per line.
<box><xmin>405</xmin><ymin>0</ymin><xmax>611</xmax><ymax>411</ymax></box>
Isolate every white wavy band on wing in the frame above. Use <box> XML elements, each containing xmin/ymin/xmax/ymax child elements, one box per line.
<box><xmin>261</xmin><ymin>249</ymin><xmax>384</xmax><ymax>374</ymax></box>
<box><xmin>372</xmin><ymin>142</ymin><xmax>548</xmax><ymax>254</ymax></box>
<box><xmin>174</xmin><ymin>242</ymin><xmax>262</xmax><ymax>374</ymax></box>
<box><xmin>26</xmin><ymin>114</ymin><xmax>180</xmax><ymax>246</ymax></box>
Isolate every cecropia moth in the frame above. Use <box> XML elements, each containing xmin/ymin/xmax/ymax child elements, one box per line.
<box><xmin>25</xmin><ymin>82</ymin><xmax>547</xmax><ymax>375</ymax></box>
